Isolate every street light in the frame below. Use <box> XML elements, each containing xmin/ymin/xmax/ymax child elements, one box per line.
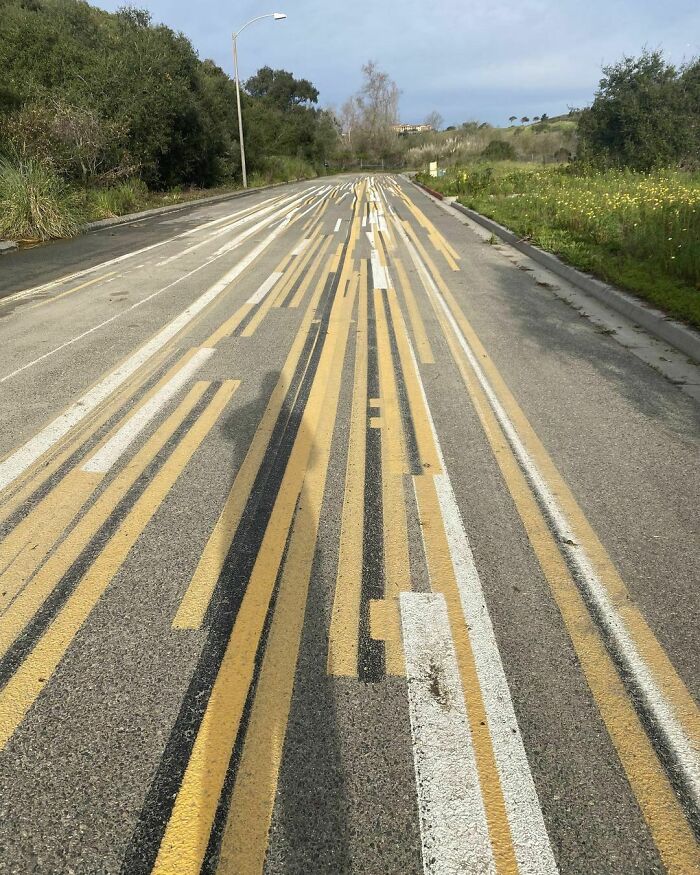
<box><xmin>232</xmin><ymin>12</ymin><xmax>287</xmax><ymax>188</ymax></box>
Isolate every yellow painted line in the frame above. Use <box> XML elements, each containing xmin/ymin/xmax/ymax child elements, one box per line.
<box><xmin>0</xmin><ymin>472</ymin><xmax>100</xmax><ymax>614</ymax></box>
<box><xmin>374</xmin><ymin>290</ymin><xmax>409</xmax><ymax>675</ymax></box>
<box><xmin>0</xmin><ymin>342</ymin><xmax>174</xmax><ymax>525</ymax></box>
<box><xmin>328</xmin><ymin>264</ymin><xmax>367</xmax><ymax>677</ymax></box>
<box><xmin>0</xmin><ymin>348</ymin><xmax>210</xmax><ymax>609</ymax></box>
<box><xmin>386</xmin><ymin>289</ymin><xmax>442</xmax><ymax>474</ymax></box>
<box><xmin>271</xmin><ymin>228</ymin><xmax>323</xmax><ymax>308</ymax></box>
<box><xmin>393</xmin><ymin>258</ymin><xmax>434</xmax><ymax>365</ymax></box>
<box><xmin>398</xmin><ymin>188</ymin><xmax>461</xmax><ymax>265</ymax></box>
<box><xmin>27</xmin><ymin>272</ymin><xmax>117</xmax><ymax>310</ymax></box>
<box><xmin>425</xmin><ymin>266</ymin><xmax>700</xmax><ymax>873</ymax></box>
<box><xmin>202</xmin><ymin>302</ymin><xmax>253</xmax><ymax>346</ymax></box>
<box><xmin>173</xmin><ymin>251</ymin><xmax>334</xmax><ymax>629</ymax></box>
<box><xmin>428</xmin><ymin>245</ymin><xmax>700</xmax><ymax>773</ymax></box>
<box><xmin>0</xmin><ymin>380</ymin><xmax>237</xmax><ymax>751</ymax></box>
<box><xmin>0</xmin><ymin>381</ymin><xmax>212</xmax><ymax>662</ymax></box>
<box><xmin>368</xmin><ymin>597</ymin><xmax>401</xmax><ymax>645</ymax></box>
<box><xmin>241</xmin><ymin>231</ymin><xmax>323</xmax><ymax>335</ymax></box>
<box><xmin>175</xmin><ymin>187</ymin><xmax>366</xmax><ymax>629</ymax></box>
<box><xmin>153</xmin><ymin>246</ymin><xmax>358</xmax><ymax>875</ymax></box>
<box><xmin>289</xmin><ymin>235</ymin><xmax>333</xmax><ymax>309</ymax></box>
<box><xmin>215</xmin><ymin>257</ymin><xmax>358</xmax><ymax>875</ymax></box>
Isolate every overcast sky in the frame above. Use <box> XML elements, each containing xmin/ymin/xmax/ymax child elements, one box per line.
<box><xmin>94</xmin><ymin>0</ymin><xmax>699</xmax><ymax>126</ymax></box>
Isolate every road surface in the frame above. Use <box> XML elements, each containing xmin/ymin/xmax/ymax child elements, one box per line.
<box><xmin>0</xmin><ymin>175</ymin><xmax>698</xmax><ymax>874</ymax></box>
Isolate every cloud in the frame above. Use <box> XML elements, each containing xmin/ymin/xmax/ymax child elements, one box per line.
<box><xmin>93</xmin><ymin>0</ymin><xmax>700</xmax><ymax>124</ymax></box>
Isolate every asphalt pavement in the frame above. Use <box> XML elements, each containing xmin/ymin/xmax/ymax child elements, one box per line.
<box><xmin>0</xmin><ymin>174</ymin><xmax>698</xmax><ymax>874</ymax></box>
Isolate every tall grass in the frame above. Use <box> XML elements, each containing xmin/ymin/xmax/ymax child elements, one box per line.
<box><xmin>419</xmin><ymin>164</ymin><xmax>700</xmax><ymax>327</ymax></box>
<box><xmin>89</xmin><ymin>179</ymin><xmax>149</xmax><ymax>219</ymax></box>
<box><xmin>0</xmin><ymin>156</ymin><xmax>87</xmax><ymax>241</ymax></box>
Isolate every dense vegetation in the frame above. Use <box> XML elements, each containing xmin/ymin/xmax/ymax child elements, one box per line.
<box><xmin>577</xmin><ymin>51</ymin><xmax>700</xmax><ymax>171</ymax></box>
<box><xmin>0</xmin><ymin>0</ymin><xmax>338</xmax><ymax>238</ymax></box>
<box><xmin>417</xmin><ymin>164</ymin><xmax>700</xmax><ymax>328</ymax></box>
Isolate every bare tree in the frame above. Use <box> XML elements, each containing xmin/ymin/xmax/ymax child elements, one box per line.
<box><xmin>341</xmin><ymin>61</ymin><xmax>401</xmax><ymax>162</ymax></box>
<box><xmin>424</xmin><ymin>110</ymin><xmax>443</xmax><ymax>131</ymax></box>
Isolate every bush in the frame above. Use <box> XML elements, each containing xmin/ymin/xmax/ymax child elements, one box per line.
<box><xmin>480</xmin><ymin>140</ymin><xmax>516</xmax><ymax>161</ymax></box>
<box><xmin>0</xmin><ymin>156</ymin><xmax>86</xmax><ymax>241</ymax></box>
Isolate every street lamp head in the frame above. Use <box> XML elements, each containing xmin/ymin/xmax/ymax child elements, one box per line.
<box><xmin>273</xmin><ymin>12</ymin><xmax>287</xmax><ymax>20</ymax></box>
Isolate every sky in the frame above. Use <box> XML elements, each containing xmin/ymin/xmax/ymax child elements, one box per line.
<box><xmin>93</xmin><ymin>0</ymin><xmax>700</xmax><ymax>126</ymax></box>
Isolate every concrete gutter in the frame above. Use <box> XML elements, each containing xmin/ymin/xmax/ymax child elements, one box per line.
<box><xmin>411</xmin><ymin>179</ymin><xmax>700</xmax><ymax>364</ymax></box>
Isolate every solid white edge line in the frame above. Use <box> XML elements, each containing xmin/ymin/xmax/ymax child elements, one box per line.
<box><xmin>2</xmin><ymin>190</ymin><xmax>296</xmax><ymax>304</ymax></box>
<box><xmin>393</xmin><ymin>209</ymin><xmax>700</xmax><ymax>817</ymax></box>
<box><xmin>400</xmin><ymin>591</ymin><xmax>496</xmax><ymax>875</ymax></box>
<box><xmin>247</xmin><ymin>272</ymin><xmax>283</xmax><ymax>305</ymax></box>
<box><xmin>0</xmin><ymin>195</ymin><xmax>312</xmax><ymax>494</ymax></box>
<box><xmin>81</xmin><ymin>348</ymin><xmax>215</xmax><ymax>474</ymax></box>
<box><xmin>334</xmin><ymin>218</ymin><xmax>342</xmax><ymax>232</ymax></box>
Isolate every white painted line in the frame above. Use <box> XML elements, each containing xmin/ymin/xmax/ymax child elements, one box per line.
<box><xmin>156</xmin><ymin>191</ymin><xmax>301</xmax><ymax>267</ymax></box>
<box><xmin>2</xmin><ymin>192</ymin><xmax>292</xmax><ymax>304</ymax></box>
<box><xmin>82</xmin><ymin>348</ymin><xmax>215</xmax><ymax>474</ymax></box>
<box><xmin>337</xmin><ymin>193</ymin><xmax>349</xmax><ymax>205</ymax></box>
<box><xmin>395</xmin><ymin>212</ymin><xmax>700</xmax><ymax>826</ymax></box>
<box><xmin>400</xmin><ymin>592</ymin><xmax>495</xmax><ymax>875</ymax></box>
<box><xmin>361</xmin><ymin>216</ymin><xmax>367</xmax><ymax>228</ymax></box>
<box><xmin>0</xmin><ymin>188</ymin><xmax>324</xmax><ymax>387</ymax></box>
<box><xmin>334</xmin><ymin>219</ymin><xmax>343</xmax><ymax>233</ymax></box>
<box><xmin>247</xmin><ymin>271</ymin><xmax>283</xmax><ymax>305</ymax></box>
<box><xmin>370</xmin><ymin>251</ymin><xmax>389</xmax><ymax>290</ymax></box>
<box><xmin>0</xmin><ymin>212</ymin><xmax>296</xmax><ymax>494</ymax></box>
<box><xmin>291</xmin><ymin>238</ymin><xmax>311</xmax><ymax>257</ymax></box>
<box><xmin>402</xmin><ymin>339</ymin><xmax>558</xmax><ymax>873</ymax></box>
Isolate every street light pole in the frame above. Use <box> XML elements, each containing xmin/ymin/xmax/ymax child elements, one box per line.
<box><xmin>232</xmin><ymin>12</ymin><xmax>287</xmax><ymax>189</ymax></box>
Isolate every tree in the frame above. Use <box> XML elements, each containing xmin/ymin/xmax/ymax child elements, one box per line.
<box><xmin>245</xmin><ymin>67</ymin><xmax>318</xmax><ymax>111</ymax></box>
<box><xmin>520</xmin><ymin>116</ymin><xmax>530</xmax><ymax>124</ymax></box>
<box><xmin>340</xmin><ymin>61</ymin><xmax>401</xmax><ymax>163</ymax></box>
<box><xmin>509</xmin><ymin>115</ymin><xmax>517</xmax><ymax>124</ymax></box>
<box><xmin>577</xmin><ymin>50</ymin><xmax>699</xmax><ymax>169</ymax></box>
<box><xmin>481</xmin><ymin>139</ymin><xmax>516</xmax><ymax>161</ymax></box>
<box><xmin>424</xmin><ymin>110</ymin><xmax>443</xmax><ymax>131</ymax></box>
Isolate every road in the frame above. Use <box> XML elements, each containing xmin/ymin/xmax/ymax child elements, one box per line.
<box><xmin>0</xmin><ymin>175</ymin><xmax>698</xmax><ymax>874</ymax></box>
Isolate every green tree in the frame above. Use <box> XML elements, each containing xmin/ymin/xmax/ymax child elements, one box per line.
<box><xmin>577</xmin><ymin>51</ymin><xmax>699</xmax><ymax>169</ymax></box>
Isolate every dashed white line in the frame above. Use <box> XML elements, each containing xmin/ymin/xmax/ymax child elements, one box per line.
<box><xmin>246</xmin><ymin>272</ymin><xmax>283</xmax><ymax>305</ymax></box>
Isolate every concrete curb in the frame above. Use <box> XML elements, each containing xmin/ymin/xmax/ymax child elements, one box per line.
<box><xmin>411</xmin><ymin>179</ymin><xmax>700</xmax><ymax>364</ymax></box>
<box><xmin>0</xmin><ymin>178</ymin><xmax>310</xmax><ymax>251</ymax></box>
<box><xmin>86</xmin><ymin>178</ymin><xmax>303</xmax><ymax>232</ymax></box>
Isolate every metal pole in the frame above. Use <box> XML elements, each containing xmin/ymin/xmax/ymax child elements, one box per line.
<box><xmin>232</xmin><ymin>33</ymin><xmax>248</xmax><ymax>188</ymax></box>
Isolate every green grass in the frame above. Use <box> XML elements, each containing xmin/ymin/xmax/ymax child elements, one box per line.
<box><xmin>0</xmin><ymin>154</ymin><xmax>320</xmax><ymax>241</ymax></box>
<box><xmin>0</xmin><ymin>157</ymin><xmax>87</xmax><ymax>241</ymax></box>
<box><xmin>418</xmin><ymin>163</ymin><xmax>700</xmax><ymax>328</ymax></box>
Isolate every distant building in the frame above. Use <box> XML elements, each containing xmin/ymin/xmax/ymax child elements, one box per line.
<box><xmin>392</xmin><ymin>123</ymin><xmax>433</xmax><ymax>135</ymax></box>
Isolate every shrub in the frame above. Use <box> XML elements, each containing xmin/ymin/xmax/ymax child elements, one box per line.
<box><xmin>480</xmin><ymin>140</ymin><xmax>516</xmax><ymax>161</ymax></box>
<box><xmin>0</xmin><ymin>156</ymin><xmax>86</xmax><ymax>241</ymax></box>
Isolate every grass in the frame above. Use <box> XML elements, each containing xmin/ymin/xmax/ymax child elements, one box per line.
<box><xmin>0</xmin><ymin>154</ymin><xmax>321</xmax><ymax>242</ymax></box>
<box><xmin>0</xmin><ymin>157</ymin><xmax>87</xmax><ymax>241</ymax></box>
<box><xmin>418</xmin><ymin>163</ymin><xmax>700</xmax><ymax>328</ymax></box>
